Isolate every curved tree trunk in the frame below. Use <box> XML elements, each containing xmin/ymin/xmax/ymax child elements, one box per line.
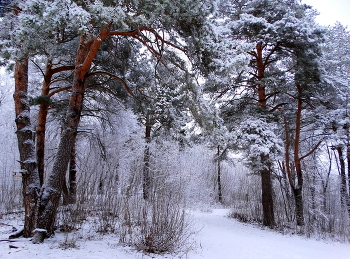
<box><xmin>32</xmin><ymin>29</ymin><xmax>108</xmax><ymax>243</ymax></box>
<box><xmin>13</xmin><ymin>57</ymin><xmax>41</xmax><ymax>237</ymax></box>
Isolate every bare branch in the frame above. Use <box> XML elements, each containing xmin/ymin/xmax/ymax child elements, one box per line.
<box><xmin>87</xmin><ymin>71</ymin><xmax>135</xmax><ymax>97</ymax></box>
<box><xmin>299</xmin><ymin>139</ymin><xmax>324</xmax><ymax>162</ymax></box>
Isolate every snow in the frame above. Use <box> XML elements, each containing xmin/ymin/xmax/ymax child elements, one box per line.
<box><xmin>32</xmin><ymin>228</ymin><xmax>47</xmax><ymax>233</ymax></box>
<box><xmin>1</xmin><ymin>209</ymin><xmax>349</xmax><ymax>259</ymax></box>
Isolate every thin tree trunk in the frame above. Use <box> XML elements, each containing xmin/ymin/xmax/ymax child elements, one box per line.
<box><xmin>310</xmin><ymin>172</ymin><xmax>316</xmax><ymax>223</ymax></box>
<box><xmin>217</xmin><ymin>145</ymin><xmax>223</xmax><ymax>204</ymax></box>
<box><xmin>36</xmin><ymin>61</ymin><xmax>74</xmax><ymax>186</ymax></box>
<box><xmin>62</xmin><ymin>137</ymin><xmax>78</xmax><ymax>205</ymax></box>
<box><xmin>277</xmin><ymin>161</ymin><xmax>292</xmax><ymax>222</ymax></box>
<box><xmin>336</xmin><ymin>146</ymin><xmax>350</xmax><ymax>215</ymax></box>
<box><xmin>36</xmin><ymin>60</ymin><xmax>52</xmax><ymax>186</ymax></box>
<box><xmin>13</xmin><ymin>57</ymin><xmax>40</xmax><ymax>237</ymax></box>
<box><xmin>143</xmin><ymin>114</ymin><xmax>152</xmax><ymax>200</ymax></box>
<box><xmin>346</xmin><ymin>144</ymin><xmax>350</xmax><ymax>202</ymax></box>
<box><xmin>293</xmin><ymin>86</ymin><xmax>304</xmax><ymax>226</ymax></box>
<box><xmin>32</xmin><ymin>30</ymin><xmax>108</xmax><ymax>243</ymax></box>
<box><xmin>62</xmin><ymin>175</ymin><xmax>69</xmax><ymax>206</ymax></box>
<box><xmin>68</xmin><ymin>139</ymin><xmax>77</xmax><ymax>204</ymax></box>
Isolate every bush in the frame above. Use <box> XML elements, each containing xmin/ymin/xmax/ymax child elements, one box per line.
<box><xmin>119</xmin><ymin>193</ymin><xmax>193</xmax><ymax>254</ymax></box>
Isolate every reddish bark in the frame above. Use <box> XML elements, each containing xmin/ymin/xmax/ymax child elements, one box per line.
<box><xmin>283</xmin><ymin>85</ymin><xmax>323</xmax><ymax>226</ymax></box>
<box><xmin>254</xmin><ymin>42</ymin><xmax>275</xmax><ymax>226</ymax></box>
<box><xmin>13</xmin><ymin>57</ymin><xmax>40</xmax><ymax>237</ymax></box>
<box><xmin>36</xmin><ymin>61</ymin><xmax>52</xmax><ymax>186</ymax></box>
<box><xmin>33</xmin><ymin>28</ymin><xmax>109</xmax><ymax>243</ymax></box>
<box><xmin>36</xmin><ymin>62</ymin><xmax>74</xmax><ymax>186</ymax></box>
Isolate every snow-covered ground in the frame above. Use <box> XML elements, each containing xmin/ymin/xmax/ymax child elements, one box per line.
<box><xmin>1</xmin><ymin>209</ymin><xmax>349</xmax><ymax>259</ymax></box>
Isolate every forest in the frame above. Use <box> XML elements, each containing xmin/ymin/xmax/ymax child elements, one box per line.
<box><xmin>0</xmin><ymin>0</ymin><xmax>350</xmax><ymax>256</ymax></box>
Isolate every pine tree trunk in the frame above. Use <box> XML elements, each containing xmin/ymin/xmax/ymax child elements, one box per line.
<box><xmin>36</xmin><ymin>61</ymin><xmax>52</xmax><ymax>186</ymax></box>
<box><xmin>32</xmin><ymin>30</ymin><xmax>108</xmax><ymax>243</ymax></box>
<box><xmin>36</xmin><ymin>103</ymin><xmax>49</xmax><ymax>186</ymax></box>
<box><xmin>293</xmin><ymin>186</ymin><xmax>304</xmax><ymax>226</ymax></box>
<box><xmin>256</xmin><ymin>43</ymin><xmax>275</xmax><ymax>227</ymax></box>
<box><xmin>260</xmin><ymin>154</ymin><xmax>275</xmax><ymax>226</ymax></box>
<box><xmin>62</xmin><ymin>175</ymin><xmax>69</xmax><ymax>206</ymax></box>
<box><xmin>217</xmin><ymin>145</ymin><xmax>223</xmax><ymax>204</ymax></box>
<box><xmin>68</xmin><ymin>140</ymin><xmax>77</xmax><ymax>204</ymax></box>
<box><xmin>310</xmin><ymin>173</ymin><xmax>316</xmax><ymax>222</ymax></box>
<box><xmin>36</xmin><ymin>61</ymin><xmax>74</xmax><ymax>186</ymax></box>
<box><xmin>143</xmin><ymin>117</ymin><xmax>152</xmax><ymax>200</ymax></box>
<box><xmin>33</xmin><ymin>131</ymin><xmax>76</xmax><ymax>243</ymax></box>
<box><xmin>62</xmin><ymin>138</ymin><xmax>78</xmax><ymax>206</ymax></box>
<box><xmin>347</xmin><ymin>144</ymin><xmax>350</xmax><ymax>205</ymax></box>
<box><xmin>13</xmin><ymin>58</ymin><xmax>41</xmax><ymax>237</ymax></box>
<box><xmin>292</xmin><ymin>85</ymin><xmax>304</xmax><ymax>226</ymax></box>
<box><xmin>336</xmin><ymin>146</ymin><xmax>350</xmax><ymax>215</ymax></box>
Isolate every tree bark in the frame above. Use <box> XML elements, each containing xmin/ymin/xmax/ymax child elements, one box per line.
<box><xmin>336</xmin><ymin>146</ymin><xmax>350</xmax><ymax>215</ymax></box>
<box><xmin>260</xmin><ymin>154</ymin><xmax>275</xmax><ymax>226</ymax></box>
<box><xmin>347</xmin><ymin>144</ymin><xmax>350</xmax><ymax>203</ymax></box>
<box><xmin>13</xmin><ymin>57</ymin><xmax>40</xmax><ymax>237</ymax></box>
<box><xmin>143</xmin><ymin>114</ymin><xmax>152</xmax><ymax>200</ymax></box>
<box><xmin>217</xmin><ymin>145</ymin><xmax>223</xmax><ymax>204</ymax></box>
<box><xmin>62</xmin><ymin>141</ymin><xmax>77</xmax><ymax>205</ymax></box>
<box><xmin>36</xmin><ymin>61</ymin><xmax>74</xmax><ymax>186</ymax></box>
<box><xmin>68</xmin><ymin>140</ymin><xmax>77</xmax><ymax>204</ymax></box>
<box><xmin>292</xmin><ymin>86</ymin><xmax>304</xmax><ymax>226</ymax></box>
<box><xmin>256</xmin><ymin>42</ymin><xmax>275</xmax><ymax>226</ymax></box>
<box><xmin>36</xmin><ymin>60</ymin><xmax>52</xmax><ymax>186</ymax></box>
<box><xmin>32</xmin><ymin>29</ymin><xmax>108</xmax><ymax>243</ymax></box>
<box><xmin>293</xmin><ymin>187</ymin><xmax>304</xmax><ymax>226</ymax></box>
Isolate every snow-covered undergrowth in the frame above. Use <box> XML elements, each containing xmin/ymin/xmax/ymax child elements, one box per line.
<box><xmin>1</xmin><ymin>209</ymin><xmax>350</xmax><ymax>259</ymax></box>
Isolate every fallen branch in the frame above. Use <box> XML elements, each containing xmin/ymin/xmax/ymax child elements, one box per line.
<box><xmin>9</xmin><ymin>228</ymin><xmax>24</xmax><ymax>239</ymax></box>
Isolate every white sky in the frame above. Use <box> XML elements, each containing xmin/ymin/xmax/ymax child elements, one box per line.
<box><xmin>302</xmin><ymin>0</ymin><xmax>350</xmax><ymax>28</ymax></box>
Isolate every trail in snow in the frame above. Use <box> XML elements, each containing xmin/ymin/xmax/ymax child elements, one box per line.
<box><xmin>189</xmin><ymin>209</ymin><xmax>350</xmax><ymax>259</ymax></box>
<box><xmin>1</xmin><ymin>209</ymin><xmax>349</xmax><ymax>259</ymax></box>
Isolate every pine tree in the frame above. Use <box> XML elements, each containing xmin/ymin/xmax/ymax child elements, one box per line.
<box><xmin>1</xmin><ymin>0</ymin><xmax>214</xmax><ymax>243</ymax></box>
<box><xmin>205</xmin><ymin>0</ymin><xmax>324</xmax><ymax>226</ymax></box>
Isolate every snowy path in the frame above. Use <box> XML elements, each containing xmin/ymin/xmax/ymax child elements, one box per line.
<box><xmin>189</xmin><ymin>209</ymin><xmax>350</xmax><ymax>259</ymax></box>
<box><xmin>1</xmin><ymin>209</ymin><xmax>350</xmax><ymax>259</ymax></box>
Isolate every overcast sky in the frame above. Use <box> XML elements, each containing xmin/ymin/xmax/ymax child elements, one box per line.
<box><xmin>302</xmin><ymin>0</ymin><xmax>350</xmax><ymax>28</ymax></box>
